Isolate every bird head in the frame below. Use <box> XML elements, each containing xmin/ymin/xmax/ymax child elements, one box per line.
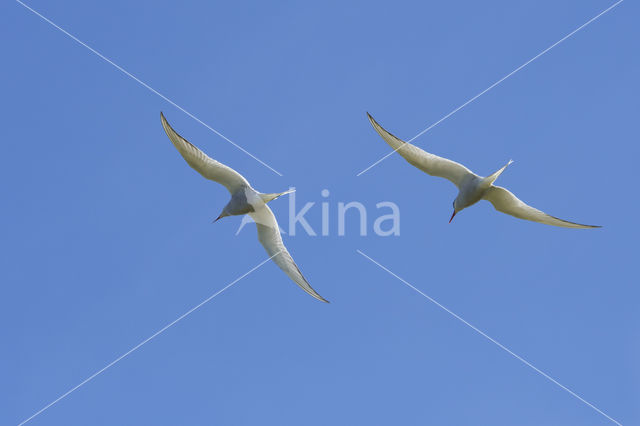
<box><xmin>213</xmin><ymin>209</ymin><xmax>229</xmax><ymax>223</ymax></box>
<box><xmin>449</xmin><ymin>200</ymin><xmax>459</xmax><ymax>223</ymax></box>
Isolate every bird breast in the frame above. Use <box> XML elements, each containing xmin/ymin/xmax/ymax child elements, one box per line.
<box><xmin>225</xmin><ymin>187</ymin><xmax>262</xmax><ymax>216</ymax></box>
<box><xmin>457</xmin><ymin>176</ymin><xmax>486</xmax><ymax>209</ymax></box>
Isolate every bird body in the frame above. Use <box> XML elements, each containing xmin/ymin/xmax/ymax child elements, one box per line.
<box><xmin>453</xmin><ymin>159</ymin><xmax>512</xmax><ymax>213</ymax></box>
<box><xmin>161</xmin><ymin>113</ymin><xmax>328</xmax><ymax>302</ymax></box>
<box><xmin>367</xmin><ymin>113</ymin><xmax>599</xmax><ymax>229</ymax></box>
<box><xmin>221</xmin><ymin>187</ymin><xmax>257</xmax><ymax>217</ymax></box>
<box><xmin>455</xmin><ymin>174</ymin><xmax>485</xmax><ymax>211</ymax></box>
<box><xmin>217</xmin><ymin>187</ymin><xmax>294</xmax><ymax>220</ymax></box>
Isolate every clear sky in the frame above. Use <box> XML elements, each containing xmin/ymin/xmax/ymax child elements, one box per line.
<box><xmin>1</xmin><ymin>1</ymin><xmax>638</xmax><ymax>425</ymax></box>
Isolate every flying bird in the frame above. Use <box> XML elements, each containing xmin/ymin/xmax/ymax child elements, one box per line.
<box><xmin>367</xmin><ymin>113</ymin><xmax>599</xmax><ymax>229</ymax></box>
<box><xmin>161</xmin><ymin>113</ymin><xmax>328</xmax><ymax>302</ymax></box>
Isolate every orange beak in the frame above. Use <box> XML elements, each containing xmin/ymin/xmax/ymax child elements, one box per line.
<box><xmin>449</xmin><ymin>210</ymin><xmax>457</xmax><ymax>223</ymax></box>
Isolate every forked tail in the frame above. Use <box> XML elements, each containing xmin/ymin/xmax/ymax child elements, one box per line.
<box><xmin>260</xmin><ymin>188</ymin><xmax>296</xmax><ymax>203</ymax></box>
<box><xmin>484</xmin><ymin>160</ymin><xmax>513</xmax><ymax>186</ymax></box>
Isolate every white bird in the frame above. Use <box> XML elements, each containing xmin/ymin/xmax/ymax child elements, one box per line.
<box><xmin>367</xmin><ymin>113</ymin><xmax>600</xmax><ymax>229</ymax></box>
<box><xmin>161</xmin><ymin>113</ymin><xmax>328</xmax><ymax>302</ymax></box>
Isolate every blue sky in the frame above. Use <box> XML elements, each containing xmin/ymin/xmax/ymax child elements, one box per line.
<box><xmin>1</xmin><ymin>0</ymin><xmax>638</xmax><ymax>424</ymax></box>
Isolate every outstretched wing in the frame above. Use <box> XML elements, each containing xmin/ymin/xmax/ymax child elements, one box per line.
<box><xmin>367</xmin><ymin>113</ymin><xmax>476</xmax><ymax>187</ymax></box>
<box><xmin>483</xmin><ymin>186</ymin><xmax>600</xmax><ymax>229</ymax></box>
<box><xmin>249</xmin><ymin>205</ymin><xmax>329</xmax><ymax>303</ymax></box>
<box><xmin>161</xmin><ymin>113</ymin><xmax>250</xmax><ymax>193</ymax></box>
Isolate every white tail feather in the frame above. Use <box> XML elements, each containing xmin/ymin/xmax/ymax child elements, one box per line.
<box><xmin>260</xmin><ymin>188</ymin><xmax>296</xmax><ymax>203</ymax></box>
<box><xmin>484</xmin><ymin>160</ymin><xmax>513</xmax><ymax>186</ymax></box>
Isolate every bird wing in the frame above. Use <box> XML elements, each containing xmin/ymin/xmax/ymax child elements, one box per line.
<box><xmin>367</xmin><ymin>113</ymin><xmax>475</xmax><ymax>187</ymax></box>
<box><xmin>249</xmin><ymin>205</ymin><xmax>329</xmax><ymax>303</ymax></box>
<box><xmin>161</xmin><ymin>113</ymin><xmax>251</xmax><ymax>193</ymax></box>
<box><xmin>483</xmin><ymin>186</ymin><xmax>600</xmax><ymax>229</ymax></box>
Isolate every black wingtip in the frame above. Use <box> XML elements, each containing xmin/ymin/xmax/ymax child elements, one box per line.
<box><xmin>366</xmin><ymin>112</ymin><xmax>379</xmax><ymax>128</ymax></box>
<box><xmin>551</xmin><ymin>215</ymin><xmax>602</xmax><ymax>229</ymax></box>
<box><xmin>314</xmin><ymin>293</ymin><xmax>330</xmax><ymax>303</ymax></box>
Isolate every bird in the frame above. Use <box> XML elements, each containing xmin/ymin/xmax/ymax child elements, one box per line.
<box><xmin>366</xmin><ymin>113</ymin><xmax>600</xmax><ymax>229</ymax></box>
<box><xmin>160</xmin><ymin>112</ymin><xmax>328</xmax><ymax>302</ymax></box>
